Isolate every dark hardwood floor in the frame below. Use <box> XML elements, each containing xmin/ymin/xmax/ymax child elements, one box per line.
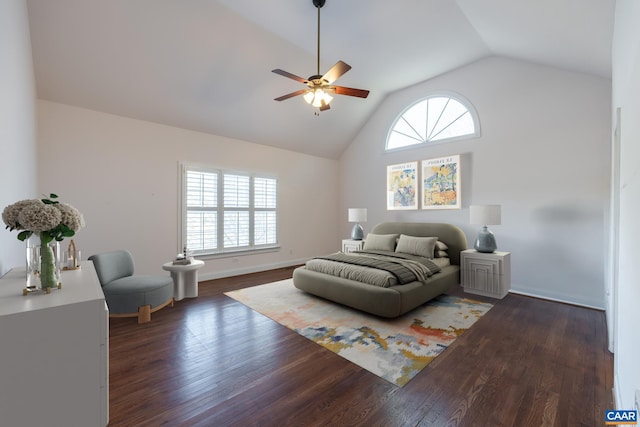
<box><xmin>108</xmin><ymin>266</ymin><xmax>613</xmax><ymax>426</ymax></box>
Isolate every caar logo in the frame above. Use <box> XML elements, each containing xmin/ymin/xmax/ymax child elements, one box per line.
<box><xmin>605</xmin><ymin>410</ymin><xmax>638</xmax><ymax>425</ymax></box>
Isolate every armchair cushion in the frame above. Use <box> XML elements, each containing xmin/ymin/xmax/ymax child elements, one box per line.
<box><xmin>90</xmin><ymin>250</ymin><xmax>135</xmax><ymax>286</ymax></box>
<box><xmin>103</xmin><ymin>275</ymin><xmax>173</xmax><ymax>314</ymax></box>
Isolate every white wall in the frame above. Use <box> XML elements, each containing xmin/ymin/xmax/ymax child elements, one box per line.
<box><xmin>612</xmin><ymin>0</ymin><xmax>640</xmax><ymax>410</ymax></box>
<box><xmin>339</xmin><ymin>57</ymin><xmax>611</xmax><ymax>309</ymax></box>
<box><xmin>0</xmin><ymin>0</ymin><xmax>38</xmax><ymax>276</ymax></box>
<box><xmin>36</xmin><ymin>100</ymin><xmax>339</xmax><ymax>279</ymax></box>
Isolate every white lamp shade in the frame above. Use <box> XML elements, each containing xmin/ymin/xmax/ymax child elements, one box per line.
<box><xmin>348</xmin><ymin>208</ymin><xmax>367</xmax><ymax>223</ymax></box>
<box><xmin>470</xmin><ymin>205</ymin><xmax>501</xmax><ymax>225</ymax></box>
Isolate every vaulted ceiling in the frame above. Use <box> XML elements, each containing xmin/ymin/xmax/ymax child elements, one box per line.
<box><xmin>26</xmin><ymin>0</ymin><xmax>615</xmax><ymax>159</ymax></box>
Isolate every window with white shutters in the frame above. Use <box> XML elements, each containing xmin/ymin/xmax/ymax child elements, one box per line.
<box><xmin>254</xmin><ymin>177</ymin><xmax>277</xmax><ymax>246</ymax></box>
<box><xmin>181</xmin><ymin>164</ymin><xmax>278</xmax><ymax>256</ymax></box>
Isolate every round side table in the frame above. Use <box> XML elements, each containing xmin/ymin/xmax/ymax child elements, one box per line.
<box><xmin>162</xmin><ymin>259</ymin><xmax>205</xmax><ymax>301</ymax></box>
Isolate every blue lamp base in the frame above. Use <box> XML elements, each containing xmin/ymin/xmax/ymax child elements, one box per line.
<box><xmin>474</xmin><ymin>226</ymin><xmax>497</xmax><ymax>253</ymax></box>
<box><xmin>351</xmin><ymin>223</ymin><xmax>364</xmax><ymax>240</ymax></box>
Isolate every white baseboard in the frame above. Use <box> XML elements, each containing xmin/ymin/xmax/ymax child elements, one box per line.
<box><xmin>614</xmin><ymin>373</ymin><xmax>622</xmax><ymax>409</ymax></box>
<box><xmin>198</xmin><ymin>258</ymin><xmax>308</xmax><ymax>282</ymax></box>
<box><xmin>508</xmin><ymin>286</ymin><xmax>605</xmax><ymax>310</ymax></box>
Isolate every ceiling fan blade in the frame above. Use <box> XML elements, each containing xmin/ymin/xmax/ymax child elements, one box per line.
<box><xmin>322</xmin><ymin>61</ymin><xmax>351</xmax><ymax>84</ymax></box>
<box><xmin>319</xmin><ymin>100</ymin><xmax>331</xmax><ymax>111</ymax></box>
<box><xmin>333</xmin><ymin>86</ymin><xmax>370</xmax><ymax>98</ymax></box>
<box><xmin>274</xmin><ymin>89</ymin><xmax>308</xmax><ymax>102</ymax></box>
<box><xmin>272</xmin><ymin>69</ymin><xmax>308</xmax><ymax>84</ymax></box>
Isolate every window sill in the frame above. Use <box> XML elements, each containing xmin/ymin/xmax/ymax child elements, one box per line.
<box><xmin>194</xmin><ymin>246</ymin><xmax>281</xmax><ymax>260</ymax></box>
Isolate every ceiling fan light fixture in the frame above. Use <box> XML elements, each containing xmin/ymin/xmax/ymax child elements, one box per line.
<box><xmin>321</xmin><ymin>91</ymin><xmax>333</xmax><ymax>106</ymax></box>
<box><xmin>304</xmin><ymin>88</ymin><xmax>333</xmax><ymax>108</ymax></box>
<box><xmin>303</xmin><ymin>90</ymin><xmax>314</xmax><ymax>104</ymax></box>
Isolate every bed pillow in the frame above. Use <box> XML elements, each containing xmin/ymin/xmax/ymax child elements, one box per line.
<box><xmin>435</xmin><ymin>240</ymin><xmax>448</xmax><ymax>251</ymax></box>
<box><xmin>362</xmin><ymin>233</ymin><xmax>398</xmax><ymax>252</ymax></box>
<box><xmin>395</xmin><ymin>235</ymin><xmax>437</xmax><ymax>259</ymax></box>
<box><xmin>435</xmin><ymin>250</ymin><xmax>449</xmax><ymax>258</ymax></box>
<box><xmin>435</xmin><ymin>240</ymin><xmax>449</xmax><ymax>258</ymax></box>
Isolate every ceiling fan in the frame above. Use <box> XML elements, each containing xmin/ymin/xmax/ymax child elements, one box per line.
<box><xmin>272</xmin><ymin>0</ymin><xmax>370</xmax><ymax>112</ymax></box>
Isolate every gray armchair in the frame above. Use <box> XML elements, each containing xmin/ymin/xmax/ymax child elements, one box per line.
<box><xmin>89</xmin><ymin>250</ymin><xmax>174</xmax><ymax>323</ymax></box>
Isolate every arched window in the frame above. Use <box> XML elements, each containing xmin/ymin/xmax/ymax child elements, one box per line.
<box><xmin>386</xmin><ymin>92</ymin><xmax>480</xmax><ymax>150</ymax></box>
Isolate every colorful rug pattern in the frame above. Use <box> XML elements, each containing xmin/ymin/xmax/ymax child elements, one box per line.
<box><xmin>225</xmin><ymin>279</ymin><xmax>492</xmax><ymax>387</ymax></box>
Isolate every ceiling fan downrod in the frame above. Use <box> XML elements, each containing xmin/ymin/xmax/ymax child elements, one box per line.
<box><xmin>313</xmin><ymin>0</ymin><xmax>325</xmax><ymax>77</ymax></box>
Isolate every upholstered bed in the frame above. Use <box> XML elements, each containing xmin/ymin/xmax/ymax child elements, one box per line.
<box><xmin>292</xmin><ymin>222</ymin><xmax>468</xmax><ymax>317</ymax></box>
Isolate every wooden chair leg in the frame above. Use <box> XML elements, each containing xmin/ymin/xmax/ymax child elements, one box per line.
<box><xmin>138</xmin><ymin>305</ymin><xmax>151</xmax><ymax>324</ymax></box>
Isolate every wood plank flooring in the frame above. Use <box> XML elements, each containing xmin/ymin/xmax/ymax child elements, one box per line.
<box><xmin>108</xmin><ymin>266</ymin><xmax>613</xmax><ymax>426</ymax></box>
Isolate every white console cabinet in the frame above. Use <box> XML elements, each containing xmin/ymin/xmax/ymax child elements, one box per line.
<box><xmin>0</xmin><ymin>261</ymin><xmax>109</xmax><ymax>427</ymax></box>
<box><xmin>461</xmin><ymin>249</ymin><xmax>511</xmax><ymax>299</ymax></box>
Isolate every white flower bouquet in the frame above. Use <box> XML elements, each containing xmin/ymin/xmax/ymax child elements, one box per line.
<box><xmin>3</xmin><ymin>194</ymin><xmax>85</xmax><ymax>289</ymax></box>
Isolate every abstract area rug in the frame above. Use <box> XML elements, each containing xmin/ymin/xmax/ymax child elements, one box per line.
<box><xmin>225</xmin><ymin>279</ymin><xmax>493</xmax><ymax>387</ymax></box>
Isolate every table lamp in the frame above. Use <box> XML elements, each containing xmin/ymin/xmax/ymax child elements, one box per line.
<box><xmin>348</xmin><ymin>208</ymin><xmax>367</xmax><ymax>240</ymax></box>
<box><xmin>470</xmin><ymin>204</ymin><xmax>501</xmax><ymax>253</ymax></box>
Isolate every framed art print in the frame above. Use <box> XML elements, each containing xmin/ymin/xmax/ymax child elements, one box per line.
<box><xmin>387</xmin><ymin>162</ymin><xmax>418</xmax><ymax>210</ymax></box>
<box><xmin>421</xmin><ymin>155</ymin><xmax>461</xmax><ymax>209</ymax></box>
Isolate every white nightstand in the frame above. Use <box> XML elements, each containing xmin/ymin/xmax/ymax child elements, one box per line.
<box><xmin>461</xmin><ymin>249</ymin><xmax>511</xmax><ymax>299</ymax></box>
<box><xmin>342</xmin><ymin>239</ymin><xmax>365</xmax><ymax>253</ymax></box>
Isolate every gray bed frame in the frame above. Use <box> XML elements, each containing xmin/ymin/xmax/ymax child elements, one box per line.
<box><xmin>292</xmin><ymin>222</ymin><xmax>468</xmax><ymax>317</ymax></box>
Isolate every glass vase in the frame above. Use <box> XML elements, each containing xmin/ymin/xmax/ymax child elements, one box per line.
<box><xmin>25</xmin><ymin>238</ymin><xmax>40</xmax><ymax>291</ymax></box>
<box><xmin>25</xmin><ymin>234</ymin><xmax>61</xmax><ymax>292</ymax></box>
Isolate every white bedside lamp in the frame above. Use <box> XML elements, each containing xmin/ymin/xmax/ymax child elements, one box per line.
<box><xmin>348</xmin><ymin>208</ymin><xmax>367</xmax><ymax>240</ymax></box>
<box><xmin>470</xmin><ymin>205</ymin><xmax>501</xmax><ymax>253</ymax></box>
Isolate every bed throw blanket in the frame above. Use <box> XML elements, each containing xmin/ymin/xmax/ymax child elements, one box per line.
<box><xmin>312</xmin><ymin>251</ymin><xmax>441</xmax><ymax>285</ymax></box>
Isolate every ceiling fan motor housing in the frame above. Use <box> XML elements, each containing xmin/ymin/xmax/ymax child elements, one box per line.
<box><xmin>308</xmin><ymin>75</ymin><xmax>325</xmax><ymax>84</ymax></box>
